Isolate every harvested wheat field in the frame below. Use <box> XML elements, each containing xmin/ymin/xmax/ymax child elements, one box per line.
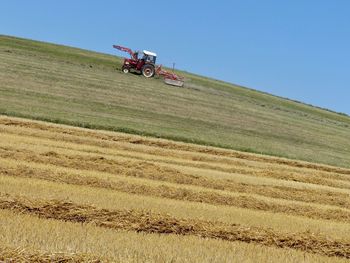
<box><xmin>0</xmin><ymin>115</ymin><xmax>350</xmax><ymax>262</ymax></box>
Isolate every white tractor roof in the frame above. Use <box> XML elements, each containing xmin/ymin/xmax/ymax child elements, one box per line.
<box><xmin>143</xmin><ymin>50</ymin><xmax>157</xmax><ymax>57</ymax></box>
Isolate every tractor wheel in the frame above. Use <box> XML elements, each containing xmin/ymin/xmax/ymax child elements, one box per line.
<box><xmin>142</xmin><ymin>65</ymin><xmax>155</xmax><ymax>78</ymax></box>
<box><xmin>122</xmin><ymin>67</ymin><xmax>129</xmax><ymax>74</ymax></box>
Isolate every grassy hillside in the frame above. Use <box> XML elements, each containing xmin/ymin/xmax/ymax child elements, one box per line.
<box><xmin>1</xmin><ymin>116</ymin><xmax>349</xmax><ymax>262</ymax></box>
<box><xmin>1</xmin><ymin>35</ymin><xmax>350</xmax><ymax>167</ymax></box>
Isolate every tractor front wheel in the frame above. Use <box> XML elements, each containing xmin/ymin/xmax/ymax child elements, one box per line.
<box><xmin>122</xmin><ymin>67</ymin><xmax>129</xmax><ymax>74</ymax></box>
<box><xmin>142</xmin><ymin>65</ymin><xmax>155</xmax><ymax>78</ymax></box>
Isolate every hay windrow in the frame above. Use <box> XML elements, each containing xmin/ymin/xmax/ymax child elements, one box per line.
<box><xmin>0</xmin><ymin>194</ymin><xmax>349</xmax><ymax>259</ymax></box>
<box><xmin>1</xmin><ymin>150</ymin><xmax>349</xmax><ymax>210</ymax></box>
<box><xmin>2</xmin><ymin>122</ymin><xmax>350</xmax><ymax>185</ymax></box>
<box><xmin>1</xmin><ymin>164</ymin><xmax>350</xmax><ymax>223</ymax></box>
<box><xmin>1</xmin><ymin>141</ymin><xmax>348</xmax><ymax>191</ymax></box>
<box><xmin>1</xmin><ymin>116</ymin><xmax>350</xmax><ymax>261</ymax></box>
<box><xmin>1</xmin><ymin>130</ymin><xmax>350</xmax><ymax>190</ymax></box>
<box><xmin>1</xmin><ymin>117</ymin><xmax>350</xmax><ymax>175</ymax></box>
<box><xmin>0</xmin><ymin>245</ymin><xmax>106</xmax><ymax>262</ymax></box>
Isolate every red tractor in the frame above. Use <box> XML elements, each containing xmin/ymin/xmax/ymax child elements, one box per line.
<box><xmin>113</xmin><ymin>45</ymin><xmax>184</xmax><ymax>87</ymax></box>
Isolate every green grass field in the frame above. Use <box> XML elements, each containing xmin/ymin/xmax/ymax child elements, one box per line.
<box><xmin>1</xmin><ymin>35</ymin><xmax>350</xmax><ymax>167</ymax></box>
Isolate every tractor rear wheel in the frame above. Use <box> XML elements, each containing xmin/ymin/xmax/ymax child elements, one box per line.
<box><xmin>142</xmin><ymin>65</ymin><xmax>155</xmax><ymax>78</ymax></box>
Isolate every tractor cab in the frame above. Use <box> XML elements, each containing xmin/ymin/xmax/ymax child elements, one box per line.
<box><xmin>136</xmin><ymin>50</ymin><xmax>157</xmax><ymax>64</ymax></box>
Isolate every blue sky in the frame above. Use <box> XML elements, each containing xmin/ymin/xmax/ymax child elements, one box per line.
<box><xmin>1</xmin><ymin>0</ymin><xmax>349</xmax><ymax>114</ymax></box>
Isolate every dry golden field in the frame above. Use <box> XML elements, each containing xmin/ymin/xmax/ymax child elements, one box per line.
<box><xmin>0</xmin><ymin>115</ymin><xmax>349</xmax><ymax>262</ymax></box>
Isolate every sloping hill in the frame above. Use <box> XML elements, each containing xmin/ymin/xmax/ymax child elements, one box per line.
<box><xmin>1</xmin><ymin>35</ymin><xmax>350</xmax><ymax>167</ymax></box>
